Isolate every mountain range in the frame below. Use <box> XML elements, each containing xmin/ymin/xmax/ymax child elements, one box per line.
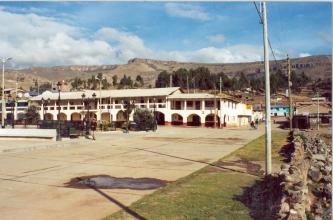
<box><xmin>5</xmin><ymin>55</ymin><xmax>332</xmax><ymax>90</ymax></box>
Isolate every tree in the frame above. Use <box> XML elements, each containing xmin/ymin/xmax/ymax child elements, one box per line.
<box><xmin>135</xmin><ymin>75</ymin><xmax>144</xmax><ymax>87</ymax></box>
<box><xmin>87</xmin><ymin>76</ymin><xmax>98</xmax><ymax>90</ymax></box>
<box><xmin>172</xmin><ymin>68</ymin><xmax>189</xmax><ymax>88</ymax></box>
<box><xmin>123</xmin><ymin>100</ymin><xmax>136</xmax><ymax>133</ymax></box>
<box><xmin>133</xmin><ymin>108</ymin><xmax>155</xmax><ymax>131</ymax></box>
<box><xmin>25</xmin><ymin>105</ymin><xmax>40</xmax><ymax>124</ymax></box>
<box><xmin>237</xmin><ymin>72</ymin><xmax>249</xmax><ymax>89</ymax></box>
<box><xmin>155</xmin><ymin>71</ymin><xmax>170</xmax><ymax>88</ymax></box>
<box><xmin>193</xmin><ymin>67</ymin><xmax>213</xmax><ymax>90</ymax></box>
<box><xmin>112</xmin><ymin>75</ymin><xmax>118</xmax><ymax>86</ymax></box>
<box><xmin>102</xmin><ymin>78</ymin><xmax>111</xmax><ymax>89</ymax></box>
<box><xmin>119</xmin><ymin>75</ymin><xmax>133</xmax><ymax>88</ymax></box>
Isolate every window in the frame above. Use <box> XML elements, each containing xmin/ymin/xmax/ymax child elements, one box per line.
<box><xmin>187</xmin><ymin>101</ymin><xmax>193</xmax><ymax>107</ymax></box>
<box><xmin>205</xmin><ymin>101</ymin><xmax>214</xmax><ymax>108</ymax></box>
<box><xmin>70</xmin><ymin>106</ymin><xmax>75</xmax><ymax>110</ymax></box>
<box><xmin>175</xmin><ymin>101</ymin><xmax>181</xmax><ymax>110</ymax></box>
<box><xmin>63</xmin><ymin>107</ymin><xmax>68</xmax><ymax>110</ymax></box>
<box><xmin>50</xmin><ymin>107</ymin><xmax>54</xmax><ymax>110</ymax></box>
<box><xmin>195</xmin><ymin>101</ymin><xmax>201</xmax><ymax>110</ymax></box>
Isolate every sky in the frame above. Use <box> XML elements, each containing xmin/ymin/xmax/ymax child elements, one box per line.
<box><xmin>0</xmin><ymin>1</ymin><xmax>331</xmax><ymax>67</ymax></box>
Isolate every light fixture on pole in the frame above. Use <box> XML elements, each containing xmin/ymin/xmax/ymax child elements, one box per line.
<box><xmin>7</xmin><ymin>93</ymin><xmax>14</xmax><ymax>128</ymax></box>
<box><xmin>94</xmin><ymin>75</ymin><xmax>105</xmax><ymax>121</ymax></box>
<box><xmin>1</xmin><ymin>57</ymin><xmax>12</xmax><ymax>128</ymax></box>
<box><xmin>56</xmin><ymin>81</ymin><xmax>62</xmax><ymax>141</ymax></box>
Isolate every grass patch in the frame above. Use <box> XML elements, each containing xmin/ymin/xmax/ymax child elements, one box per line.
<box><xmin>104</xmin><ymin>130</ymin><xmax>289</xmax><ymax>220</ymax></box>
<box><xmin>226</xmin><ymin>130</ymin><xmax>289</xmax><ymax>162</ymax></box>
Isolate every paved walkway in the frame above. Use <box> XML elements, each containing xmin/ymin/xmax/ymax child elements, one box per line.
<box><xmin>0</xmin><ymin>126</ymin><xmax>264</xmax><ymax>220</ymax></box>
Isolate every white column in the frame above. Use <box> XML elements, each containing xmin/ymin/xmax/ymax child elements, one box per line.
<box><xmin>14</xmin><ymin>101</ymin><xmax>18</xmax><ymax>120</ymax></box>
<box><xmin>184</xmin><ymin>100</ymin><xmax>187</xmax><ymax>110</ymax></box>
<box><xmin>41</xmin><ymin>103</ymin><xmax>44</xmax><ymax>120</ymax></box>
<box><xmin>219</xmin><ymin>99</ymin><xmax>222</xmax><ymax>127</ymax></box>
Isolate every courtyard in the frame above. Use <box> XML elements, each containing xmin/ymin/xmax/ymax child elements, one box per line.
<box><xmin>0</xmin><ymin>126</ymin><xmax>263</xmax><ymax>220</ymax></box>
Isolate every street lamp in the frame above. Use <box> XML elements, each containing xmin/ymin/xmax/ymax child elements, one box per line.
<box><xmin>56</xmin><ymin>81</ymin><xmax>62</xmax><ymax>141</ymax></box>
<box><xmin>81</xmin><ymin>92</ymin><xmax>96</xmax><ymax>136</ymax></box>
<box><xmin>7</xmin><ymin>94</ymin><xmax>14</xmax><ymax>128</ymax></box>
<box><xmin>2</xmin><ymin>57</ymin><xmax>12</xmax><ymax>128</ymax></box>
<box><xmin>153</xmin><ymin>98</ymin><xmax>157</xmax><ymax>132</ymax></box>
<box><xmin>94</xmin><ymin>75</ymin><xmax>105</xmax><ymax>121</ymax></box>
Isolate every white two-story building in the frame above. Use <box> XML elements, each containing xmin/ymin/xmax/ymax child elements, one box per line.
<box><xmin>30</xmin><ymin>87</ymin><xmax>253</xmax><ymax>127</ymax></box>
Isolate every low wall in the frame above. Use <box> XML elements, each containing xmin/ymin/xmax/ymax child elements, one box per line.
<box><xmin>278</xmin><ymin>131</ymin><xmax>332</xmax><ymax>220</ymax></box>
<box><xmin>0</xmin><ymin>129</ymin><xmax>57</xmax><ymax>140</ymax></box>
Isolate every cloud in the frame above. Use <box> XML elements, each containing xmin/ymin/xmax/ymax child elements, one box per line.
<box><xmin>95</xmin><ymin>27</ymin><xmax>152</xmax><ymax>62</ymax></box>
<box><xmin>0</xmin><ymin>7</ymin><xmax>307</xmax><ymax>67</ymax></box>
<box><xmin>165</xmin><ymin>3</ymin><xmax>211</xmax><ymax>21</ymax></box>
<box><xmin>299</xmin><ymin>53</ymin><xmax>311</xmax><ymax>58</ymax></box>
<box><xmin>207</xmin><ymin>34</ymin><xmax>225</xmax><ymax>43</ymax></box>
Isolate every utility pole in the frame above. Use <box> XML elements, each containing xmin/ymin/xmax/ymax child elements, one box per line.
<box><xmin>214</xmin><ymin>86</ymin><xmax>217</xmax><ymax>128</ymax></box>
<box><xmin>186</xmin><ymin>75</ymin><xmax>189</xmax><ymax>93</ymax></box>
<box><xmin>261</xmin><ymin>1</ymin><xmax>271</xmax><ymax>175</ymax></box>
<box><xmin>1</xmin><ymin>58</ymin><xmax>12</xmax><ymax>128</ymax></box>
<box><xmin>317</xmin><ymin>92</ymin><xmax>320</xmax><ymax>130</ymax></box>
<box><xmin>94</xmin><ymin>75</ymin><xmax>104</xmax><ymax>121</ymax></box>
<box><xmin>219</xmin><ymin>76</ymin><xmax>222</xmax><ymax>94</ymax></box>
<box><xmin>14</xmin><ymin>72</ymin><xmax>18</xmax><ymax>121</ymax></box>
<box><xmin>287</xmin><ymin>55</ymin><xmax>293</xmax><ymax>131</ymax></box>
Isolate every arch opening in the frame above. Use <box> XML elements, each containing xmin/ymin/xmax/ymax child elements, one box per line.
<box><xmin>171</xmin><ymin>113</ymin><xmax>183</xmax><ymax>126</ymax></box>
<box><xmin>155</xmin><ymin>111</ymin><xmax>165</xmax><ymax>125</ymax></box>
<box><xmin>205</xmin><ymin>114</ymin><xmax>220</xmax><ymax>127</ymax></box>
<box><xmin>71</xmin><ymin>112</ymin><xmax>81</xmax><ymax>121</ymax></box>
<box><xmin>187</xmin><ymin>114</ymin><xmax>201</xmax><ymax>126</ymax></box>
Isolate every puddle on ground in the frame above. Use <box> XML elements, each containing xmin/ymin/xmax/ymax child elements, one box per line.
<box><xmin>66</xmin><ymin>175</ymin><xmax>168</xmax><ymax>190</ymax></box>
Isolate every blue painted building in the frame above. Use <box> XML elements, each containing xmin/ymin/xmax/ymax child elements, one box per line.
<box><xmin>271</xmin><ymin>105</ymin><xmax>289</xmax><ymax>117</ymax></box>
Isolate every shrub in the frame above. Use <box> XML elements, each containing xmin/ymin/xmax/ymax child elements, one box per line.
<box><xmin>133</xmin><ymin>108</ymin><xmax>156</xmax><ymax>131</ymax></box>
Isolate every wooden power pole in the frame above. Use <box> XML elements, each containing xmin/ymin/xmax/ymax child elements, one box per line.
<box><xmin>287</xmin><ymin>55</ymin><xmax>293</xmax><ymax>131</ymax></box>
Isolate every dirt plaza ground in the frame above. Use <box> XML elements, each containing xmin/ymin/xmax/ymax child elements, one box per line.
<box><xmin>0</xmin><ymin>126</ymin><xmax>264</xmax><ymax>220</ymax></box>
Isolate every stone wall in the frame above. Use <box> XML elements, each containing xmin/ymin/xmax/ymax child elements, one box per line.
<box><xmin>278</xmin><ymin>131</ymin><xmax>331</xmax><ymax>220</ymax></box>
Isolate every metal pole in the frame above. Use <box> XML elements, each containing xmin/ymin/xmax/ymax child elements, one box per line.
<box><xmin>42</xmin><ymin>100</ymin><xmax>44</xmax><ymax>120</ymax></box>
<box><xmin>1</xmin><ymin>60</ymin><xmax>5</xmax><ymax>128</ymax></box>
<box><xmin>214</xmin><ymin>88</ymin><xmax>217</xmax><ymax>128</ymax></box>
<box><xmin>87</xmin><ymin>102</ymin><xmax>90</xmax><ymax>135</ymax></box>
<box><xmin>220</xmin><ymin>76</ymin><xmax>222</xmax><ymax>94</ymax></box>
<box><xmin>37</xmin><ymin>78</ymin><xmax>39</xmax><ymax>95</ymax></box>
<box><xmin>15</xmin><ymin>72</ymin><xmax>18</xmax><ymax>122</ymax></box>
<box><xmin>11</xmin><ymin>101</ymin><xmax>14</xmax><ymax>128</ymax></box>
<box><xmin>56</xmin><ymin>88</ymin><xmax>61</xmax><ymax>141</ymax></box>
<box><xmin>262</xmin><ymin>1</ymin><xmax>272</xmax><ymax>175</ymax></box>
<box><xmin>187</xmin><ymin>76</ymin><xmax>189</xmax><ymax>94</ymax></box>
<box><xmin>317</xmin><ymin>92</ymin><xmax>320</xmax><ymax>130</ymax></box>
<box><xmin>99</xmin><ymin>79</ymin><xmax>102</xmax><ymax>121</ymax></box>
<box><xmin>287</xmin><ymin>55</ymin><xmax>293</xmax><ymax>131</ymax></box>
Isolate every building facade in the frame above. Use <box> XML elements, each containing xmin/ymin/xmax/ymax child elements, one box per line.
<box><xmin>30</xmin><ymin>87</ymin><xmax>253</xmax><ymax>127</ymax></box>
<box><xmin>271</xmin><ymin>105</ymin><xmax>290</xmax><ymax>117</ymax></box>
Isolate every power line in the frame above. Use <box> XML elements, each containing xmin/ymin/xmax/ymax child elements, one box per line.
<box><xmin>253</xmin><ymin>2</ymin><xmax>279</xmax><ymax>67</ymax></box>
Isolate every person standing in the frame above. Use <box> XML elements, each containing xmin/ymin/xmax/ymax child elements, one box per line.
<box><xmin>91</xmin><ymin>118</ymin><xmax>97</xmax><ymax>140</ymax></box>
